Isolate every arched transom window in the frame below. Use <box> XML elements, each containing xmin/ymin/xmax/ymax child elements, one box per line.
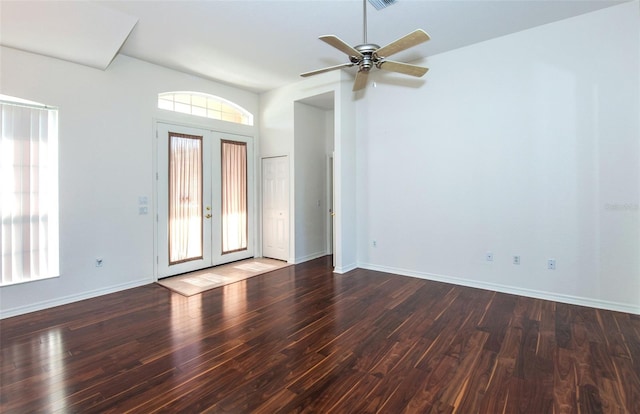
<box><xmin>158</xmin><ymin>91</ymin><xmax>253</xmax><ymax>126</ymax></box>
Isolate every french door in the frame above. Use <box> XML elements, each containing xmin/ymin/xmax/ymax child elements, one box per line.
<box><xmin>156</xmin><ymin>122</ymin><xmax>254</xmax><ymax>278</ymax></box>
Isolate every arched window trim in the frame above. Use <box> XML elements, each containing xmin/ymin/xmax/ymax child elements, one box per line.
<box><xmin>158</xmin><ymin>91</ymin><xmax>254</xmax><ymax>126</ymax></box>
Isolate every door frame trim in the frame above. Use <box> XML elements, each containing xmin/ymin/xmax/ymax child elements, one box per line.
<box><xmin>326</xmin><ymin>153</ymin><xmax>334</xmax><ymax>261</ymax></box>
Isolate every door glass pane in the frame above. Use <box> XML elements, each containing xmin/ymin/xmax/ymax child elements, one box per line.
<box><xmin>169</xmin><ymin>133</ymin><xmax>203</xmax><ymax>264</ymax></box>
<box><xmin>221</xmin><ymin>140</ymin><xmax>247</xmax><ymax>254</ymax></box>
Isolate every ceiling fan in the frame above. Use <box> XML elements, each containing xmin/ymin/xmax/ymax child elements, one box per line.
<box><xmin>300</xmin><ymin>0</ymin><xmax>431</xmax><ymax>91</ymax></box>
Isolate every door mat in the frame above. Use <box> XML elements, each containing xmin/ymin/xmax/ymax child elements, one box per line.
<box><xmin>156</xmin><ymin>258</ymin><xmax>290</xmax><ymax>296</ymax></box>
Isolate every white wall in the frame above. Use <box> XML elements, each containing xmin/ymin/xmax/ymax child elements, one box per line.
<box><xmin>0</xmin><ymin>47</ymin><xmax>258</xmax><ymax>318</ymax></box>
<box><xmin>357</xmin><ymin>1</ymin><xmax>640</xmax><ymax>313</ymax></box>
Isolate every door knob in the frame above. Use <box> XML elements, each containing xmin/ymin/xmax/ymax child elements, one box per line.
<box><xmin>205</xmin><ymin>214</ymin><xmax>212</xmax><ymax>219</ymax></box>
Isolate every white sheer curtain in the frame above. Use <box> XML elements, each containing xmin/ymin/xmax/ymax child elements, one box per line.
<box><xmin>169</xmin><ymin>134</ymin><xmax>203</xmax><ymax>264</ymax></box>
<box><xmin>221</xmin><ymin>140</ymin><xmax>247</xmax><ymax>254</ymax></box>
<box><xmin>0</xmin><ymin>99</ymin><xmax>59</xmax><ymax>285</ymax></box>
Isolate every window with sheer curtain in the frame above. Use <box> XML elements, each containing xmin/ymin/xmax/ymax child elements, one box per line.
<box><xmin>0</xmin><ymin>96</ymin><xmax>60</xmax><ymax>286</ymax></box>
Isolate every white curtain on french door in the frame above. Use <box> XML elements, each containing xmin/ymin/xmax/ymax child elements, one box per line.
<box><xmin>221</xmin><ymin>140</ymin><xmax>247</xmax><ymax>254</ymax></box>
<box><xmin>168</xmin><ymin>133</ymin><xmax>203</xmax><ymax>264</ymax></box>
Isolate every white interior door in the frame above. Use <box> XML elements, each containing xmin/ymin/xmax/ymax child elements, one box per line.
<box><xmin>157</xmin><ymin>122</ymin><xmax>254</xmax><ymax>278</ymax></box>
<box><xmin>262</xmin><ymin>156</ymin><xmax>289</xmax><ymax>261</ymax></box>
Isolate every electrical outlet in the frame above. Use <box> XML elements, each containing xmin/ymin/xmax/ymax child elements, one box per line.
<box><xmin>547</xmin><ymin>259</ymin><xmax>556</xmax><ymax>270</ymax></box>
<box><xmin>486</xmin><ymin>252</ymin><xmax>494</xmax><ymax>262</ymax></box>
<box><xmin>372</xmin><ymin>240</ymin><xmax>377</xmax><ymax>247</ymax></box>
<box><xmin>513</xmin><ymin>255</ymin><xmax>521</xmax><ymax>265</ymax></box>
<box><xmin>96</xmin><ymin>258</ymin><xmax>104</xmax><ymax>267</ymax></box>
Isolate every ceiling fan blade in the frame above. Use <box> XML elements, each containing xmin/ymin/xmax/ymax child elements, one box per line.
<box><xmin>301</xmin><ymin>62</ymin><xmax>355</xmax><ymax>77</ymax></box>
<box><xmin>375</xmin><ymin>29</ymin><xmax>430</xmax><ymax>58</ymax></box>
<box><xmin>353</xmin><ymin>70</ymin><xmax>369</xmax><ymax>91</ymax></box>
<box><xmin>378</xmin><ymin>60</ymin><xmax>429</xmax><ymax>77</ymax></box>
<box><xmin>319</xmin><ymin>35</ymin><xmax>364</xmax><ymax>58</ymax></box>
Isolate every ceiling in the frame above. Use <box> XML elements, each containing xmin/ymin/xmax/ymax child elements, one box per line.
<box><xmin>0</xmin><ymin>0</ymin><xmax>629</xmax><ymax>93</ymax></box>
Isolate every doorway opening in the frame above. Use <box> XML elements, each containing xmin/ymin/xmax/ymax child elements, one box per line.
<box><xmin>289</xmin><ymin>92</ymin><xmax>335</xmax><ymax>264</ymax></box>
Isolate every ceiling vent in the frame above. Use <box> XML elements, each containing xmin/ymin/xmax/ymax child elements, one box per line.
<box><xmin>367</xmin><ymin>0</ymin><xmax>397</xmax><ymax>11</ymax></box>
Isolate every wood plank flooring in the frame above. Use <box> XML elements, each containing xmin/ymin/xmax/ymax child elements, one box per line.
<box><xmin>1</xmin><ymin>256</ymin><xmax>639</xmax><ymax>413</ymax></box>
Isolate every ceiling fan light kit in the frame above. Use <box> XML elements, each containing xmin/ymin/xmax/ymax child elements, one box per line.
<box><xmin>301</xmin><ymin>0</ymin><xmax>430</xmax><ymax>91</ymax></box>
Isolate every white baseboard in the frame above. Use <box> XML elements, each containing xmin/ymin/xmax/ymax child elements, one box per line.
<box><xmin>334</xmin><ymin>262</ymin><xmax>357</xmax><ymax>274</ymax></box>
<box><xmin>358</xmin><ymin>262</ymin><xmax>640</xmax><ymax>315</ymax></box>
<box><xmin>292</xmin><ymin>251</ymin><xmax>328</xmax><ymax>264</ymax></box>
<box><xmin>6</xmin><ymin>264</ymin><xmax>635</xmax><ymax>318</ymax></box>
<box><xmin>291</xmin><ymin>251</ymin><xmax>357</xmax><ymax>274</ymax></box>
<box><xmin>0</xmin><ymin>278</ymin><xmax>152</xmax><ymax>319</ymax></box>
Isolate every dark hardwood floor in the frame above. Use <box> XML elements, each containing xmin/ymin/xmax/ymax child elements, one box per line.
<box><xmin>1</xmin><ymin>256</ymin><xmax>639</xmax><ymax>413</ymax></box>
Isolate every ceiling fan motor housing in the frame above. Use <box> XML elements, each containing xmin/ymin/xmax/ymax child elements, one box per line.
<box><xmin>355</xmin><ymin>43</ymin><xmax>381</xmax><ymax>71</ymax></box>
